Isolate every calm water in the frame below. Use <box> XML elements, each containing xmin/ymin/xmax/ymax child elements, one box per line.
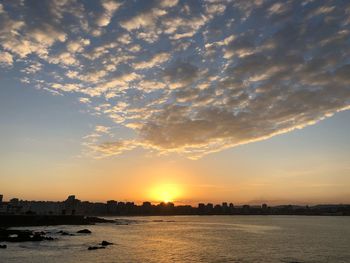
<box><xmin>1</xmin><ymin>216</ymin><xmax>350</xmax><ymax>263</ymax></box>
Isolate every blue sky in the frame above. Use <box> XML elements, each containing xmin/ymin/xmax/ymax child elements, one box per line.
<box><xmin>0</xmin><ymin>0</ymin><xmax>349</xmax><ymax>203</ymax></box>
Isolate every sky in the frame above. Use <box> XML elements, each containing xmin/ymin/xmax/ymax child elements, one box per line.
<box><xmin>0</xmin><ymin>0</ymin><xmax>349</xmax><ymax>205</ymax></box>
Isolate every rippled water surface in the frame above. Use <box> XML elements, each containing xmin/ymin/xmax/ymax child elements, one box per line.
<box><xmin>1</xmin><ymin>216</ymin><xmax>350</xmax><ymax>263</ymax></box>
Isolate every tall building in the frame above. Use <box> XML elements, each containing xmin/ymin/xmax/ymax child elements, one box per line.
<box><xmin>63</xmin><ymin>195</ymin><xmax>80</xmax><ymax>215</ymax></box>
<box><xmin>0</xmin><ymin>195</ymin><xmax>5</xmax><ymax>214</ymax></box>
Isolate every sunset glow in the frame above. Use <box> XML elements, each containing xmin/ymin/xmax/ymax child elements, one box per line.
<box><xmin>149</xmin><ymin>184</ymin><xmax>183</xmax><ymax>203</ymax></box>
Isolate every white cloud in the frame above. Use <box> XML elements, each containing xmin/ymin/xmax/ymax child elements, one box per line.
<box><xmin>96</xmin><ymin>0</ymin><xmax>122</xmax><ymax>26</ymax></box>
<box><xmin>67</xmin><ymin>38</ymin><xmax>90</xmax><ymax>53</ymax></box>
<box><xmin>50</xmin><ymin>83</ymin><xmax>83</xmax><ymax>93</ymax></box>
<box><xmin>159</xmin><ymin>0</ymin><xmax>179</xmax><ymax>8</ymax></box>
<box><xmin>0</xmin><ymin>51</ymin><xmax>13</xmax><ymax>66</ymax></box>
<box><xmin>133</xmin><ymin>52</ymin><xmax>171</xmax><ymax>69</ymax></box>
<box><xmin>21</xmin><ymin>61</ymin><xmax>42</xmax><ymax>74</ymax></box>
<box><xmin>117</xmin><ymin>33</ymin><xmax>132</xmax><ymax>44</ymax></box>
<box><xmin>136</xmin><ymin>80</ymin><xmax>166</xmax><ymax>92</ymax></box>
<box><xmin>95</xmin><ymin>125</ymin><xmax>111</xmax><ymax>133</ymax></box>
<box><xmin>48</xmin><ymin>51</ymin><xmax>78</xmax><ymax>66</ymax></box>
<box><xmin>120</xmin><ymin>8</ymin><xmax>166</xmax><ymax>31</ymax></box>
<box><xmin>0</xmin><ymin>20</ymin><xmax>66</xmax><ymax>58</ymax></box>
<box><xmin>79</xmin><ymin>97</ymin><xmax>91</xmax><ymax>104</ymax></box>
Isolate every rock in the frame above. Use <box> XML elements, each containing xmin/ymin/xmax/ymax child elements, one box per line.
<box><xmin>115</xmin><ymin>219</ymin><xmax>141</xmax><ymax>225</ymax></box>
<box><xmin>0</xmin><ymin>229</ymin><xmax>54</xmax><ymax>242</ymax></box>
<box><xmin>77</xmin><ymin>229</ymin><xmax>92</xmax><ymax>234</ymax></box>
<box><xmin>10</xmin><ymin>231</ymin><xmax>34</xmax><ymax>242</ymax></box>
<box><xmin>0</xmin><ymin>244</ymin><xmax>7</xmax><ymax>249</ymax></box>
<box><xmin>152</xmin><ymin>219</ymin><xmax>175</xmax><ymax>223</ymax></box>
<box><xmin>57</xmin><ymin>231</ymin><xmax>74</xmax><ymax>236</ymax></box>
<box><xmin>101</xmin><ymin>240</ymin><xmax>113</xmax><ymax>246</ymax></box>
<box><xmin>86</xmin><ymin>217</ymin><xmax>115</xmax><ymax>223</ymax></box>
<box><xmin>0</xmin><ymin>215</ymin><xmax>96</xmax><ymax>227</ymax></box>
<box><xmin>88</xmin><ymin>246</ymin><xmax>105</xmax><ymax>250</ymax></box>
<box><xmin>115</xmin><ymin>222</ymin><xmax>129</xmax><ymax>225</ymax></box>
<box><xmin>31</xmin><ymin>233</ymin><xmax>45</xmax><ymax>242</ymax></box>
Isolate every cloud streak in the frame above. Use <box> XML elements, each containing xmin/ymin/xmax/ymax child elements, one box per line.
<box><xmin>1</xmin><ymin>0</ymin><xmax>350</xmax><ymax>159</ymax></box>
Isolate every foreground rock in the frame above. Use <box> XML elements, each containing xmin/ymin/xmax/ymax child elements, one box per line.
<box><xmin>0</xmin><ymin>244</ymin><xmax>7</xmax><ymax>249</ymax></box>
<box><xmin>101</xmin><ymin>240</ymin><xmax>113</xmax><ymax>246</ymax></box>
<box><xmin>88</xmin><ymin>246</ymin><xmax>105</xmax><ymax>250</ymax></box>
<box><xmin>0</xmin><ymin>229</ymin><xmax>55</xmax><ymax>242</ymax></box>
<box><xmin>77</xmin><ymin>229</ymin><xmax>91</xmax><ymax>234</ymax></box>
<box><xmin>115</xmin><ymin>218</ymin><xmax>141</xmax><ymax>225</ymax></box>
<box><xmin>88</xmin><ymin>217</ymin><xmax>115</xmax><ymax>224</ymax></box>
<box><xmin>57</xmin><ymin>230</ymin><xmax>74</xmax><ymax>236</ymax></box>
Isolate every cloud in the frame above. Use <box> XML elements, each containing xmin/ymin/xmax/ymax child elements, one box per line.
<box><xmin>165</xmin><ymin>15</ymin><xmax>209</xmax><ymax>40</ymax></box>
<box><xmin>136</xmin><ymin>80</ymin><xmax>166</xmax><ymax>92</ymax></box>
<box><xmin>96</xmin><ymin>0</ymin><xmax>122</xmax><ymax>27</ymax></box>
<box><xmin>90</xmin><ymin>140</ymin><xmax>138</xmax><ymax>157</ymax></box>
<box><xmin>0</xmin><ymin>51</ymin><xmax>13</xmax><ymax>66</ymax></box>
<box><xmin>163</xmin><ymin>60</ymin><xmax>199</xmax><ymax>89</ymax></box>
<box><xmin>159</xmin><ymin>0</ymin><xmax>179</xmax><ymax>8</ymax></box>
<box><xmin>67</xmin><ymin>38</ymin><xmax>90</xmax><ymax>53</ymax></box>
<box><xmin>50</xmin><ymin>83</ymin><xmax>83</xmax><ymax>93</ymax></box>
<box><xmin>0</xmin><ymin>0</ymin><xmax>88</xmax><ymax>60</ymax></box>
<box><xmin>79</xmin><ymin>97</ymin><xmax>91</xmax><ymax>104</ymax></box>
<box><xmin>83</xmin><ymin>72</ymin><xmax>142</xmax><ymax>97</ymax></box>
<box><xmin>0</xmin><ymin>20</ymin><xmax>66</xmax><ymax>58</ymax></box>
<box><xmin>95</xmin><ymin>125</ymin><xmax>111</xmax><ymax>134</ymax></box>
<box><xmin>120</xmin><ymin>7</ymin><xmax>166</xmax><ymax>31</ymax></box>
<box><xmin>21</xmin><ymin>61</ymin><xmax>42</xmax><ymax>74</ymax></box>
<box><xmin>1</xmin><ymin>0</ymin><xmax>350</xmax><ymax>159</ymax></box>
<box><xmin>134</xmin><ymin>52</ymin><xmax>171</xmax><ymax>70</ymax></box>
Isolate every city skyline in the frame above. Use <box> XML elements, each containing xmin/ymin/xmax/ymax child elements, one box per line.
<box><xmin>1</xmin><ymin>0</ymin><xmax>350</xmax><ymax>205</ymax></box>
<box><xmin>1</xmin><ymin>194</ymin><xmax>349</xmax><ymax>217</ymax></box>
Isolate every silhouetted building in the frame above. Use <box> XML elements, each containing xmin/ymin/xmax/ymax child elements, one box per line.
<box><xmin>64</xmin><ymin>195</ymin><xmax>80</xmax><ymax>215</ymax></box>
<box><xmin>10</xmin><ymin>198</ymin><xmax>19</xmax><ymax>205</ymax></box>
<box><xmin>107</xmin><ymin>200</ymin><xmax>118</xmax><ymax>214</ymax></box>
<box><xmin>0</xmin><ymin>195</ymin><xmax>7</xmax><ymax>214</ymax></box>
<box><xmin>142</xmin><ymin>201</ymin><xmax>151</xmax><ymax>207</ymax></box>
<box><xmin>198</xmin><ymin>203</ymin><xmax>206</xmax><ymax>214</ymax></box>
<box><xmin>6</xmin><ymin>198</ymin><xmax>22</xmax><ymax>214</ymax></box>
<box><xmin>141</xmin><ymin>201</ymin><xmax>152</xmax><ymax>214</ymax></box>
<box><xmin>222</xmin><ymin>202</ymin><xmax>228</xmax><ymax>213</ymax></box>
<box><xmin>242</xmin><ymin>205</ymin><xmax>250</xmax><ymax>214</ymax></box>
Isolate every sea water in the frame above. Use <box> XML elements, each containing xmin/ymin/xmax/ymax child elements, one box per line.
<box><xmin>1</xmin><ymin>216</ymin><xmax>349</xmax><ymax>263</ymax></box>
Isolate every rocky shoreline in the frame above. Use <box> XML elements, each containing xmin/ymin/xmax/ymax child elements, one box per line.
<box><xmin>0</xmin><ymin>215</ymin><xmax>135</xmax><ymax>250</ymax></box>
<box><xmin>0</xmin><ymin>215</ymin><xmax>114</xmax><ymax>249</ymax></box>
<box><xmin>0</xmin><ymin>228</ymin><xmax>115</xmax><ymax>251</ymax></box>
<box><xmin>0</xmin><ymin>215</ymin><xmax>114</xmax><ymax>227</ymax></box>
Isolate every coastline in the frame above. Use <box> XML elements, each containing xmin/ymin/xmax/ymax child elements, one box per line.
<box><xmin>1</xmin><ymin>212</ymin><xmax>349</xmax><ymax>229</ymax></box>
<box><xmin>0</xmin><ymin>215</ymin><xmax>114</xmax><ymax>228</ymax></box>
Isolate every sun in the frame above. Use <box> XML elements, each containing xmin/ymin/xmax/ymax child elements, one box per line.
<box><xmin>161</xmin><ymin>191</ymin><xmax>174</xmax><ymax>203</ymax></box>
<box><xmin>149</xmin><ymin>184</ymin><xmax>182</xmax><ymax>203</ymax></box>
